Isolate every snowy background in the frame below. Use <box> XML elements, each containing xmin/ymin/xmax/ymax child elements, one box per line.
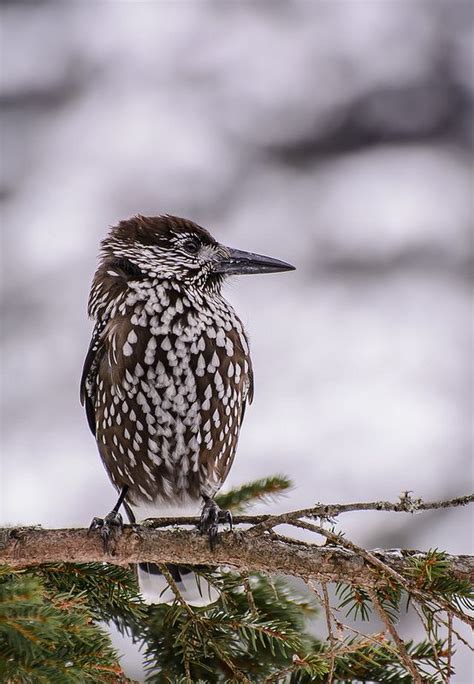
<box><xmin>1</xmin><ymin>1</ymin><xmax>473</xmax><ymax>681</ymax></box>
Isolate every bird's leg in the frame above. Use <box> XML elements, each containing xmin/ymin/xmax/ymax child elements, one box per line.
<box><xmin>123</xmin><ymin>502</ymin><xmax>142</xmax><ymax>539</ymax></box>
<box><xmin>199</xmin><ymin>496</ymin><xmax>233</xmax><ymax>550</ymax></box>
<box><xmin>88</xmin><ymin>485</ymin><xmax>128</xmax><ymax>553</ymax></box>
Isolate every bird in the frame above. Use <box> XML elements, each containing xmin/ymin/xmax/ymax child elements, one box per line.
<box><xmin>81</xmin><ymin>214</ymin><xmax>294</xmax><ymax>603</ymax></box>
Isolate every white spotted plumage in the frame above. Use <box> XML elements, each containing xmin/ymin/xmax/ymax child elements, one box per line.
<box><xmin>78</xmin><ymin>215</ymin><xmax>290</xmax><ymax>605</ymax></box>
<box><xmin>81</xmin><ymin>217</ymin><xmax>254</xmax><ymax>514</ymax></box>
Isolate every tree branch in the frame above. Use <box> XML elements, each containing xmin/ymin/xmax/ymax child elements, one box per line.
<box><xmin>130</xmin><ymin>492</ymin><xmax>474</xmax><ymax>529</ymax></box>
<box><xmin>1</xmin><ymin>525</ymin><xmax>473</xmax><ymax>589</ymax></box>
<box><xmin>367</xmin><ymin>587</ymin><xmax>422</xmax><ymax>684</ymax></box>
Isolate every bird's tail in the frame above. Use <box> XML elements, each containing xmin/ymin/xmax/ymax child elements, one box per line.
<box><xmin>137</xmin><ymin>563</ymin><xmax>219</xmax><ymax>606</ymax></box>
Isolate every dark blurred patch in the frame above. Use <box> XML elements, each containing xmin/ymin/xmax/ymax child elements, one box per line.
<box><xmin>0</xmin><ymin>61</ymin><xmax>91</xmax><ymax>113</ymax></box>
<box><xmin>265</xmin><ymin>80</ymin><xmax>471</xmax><ymax>168</ymax></box>
<box><xmin>311</xmin><ymin>246</ymin><xmax>474</xmax><ymax>279</ymax></box>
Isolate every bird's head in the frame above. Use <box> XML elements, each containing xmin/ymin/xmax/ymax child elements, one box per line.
<box><xmin>99</xmin><ymin>214</ymin><xmax>295</xmax><ymax>292</ymax></box>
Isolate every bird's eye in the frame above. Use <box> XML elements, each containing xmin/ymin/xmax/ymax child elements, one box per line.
<box><xmin>182</xmin><ymin>238</ymin><xmax>200</xmax><ymax>254</ymax></box>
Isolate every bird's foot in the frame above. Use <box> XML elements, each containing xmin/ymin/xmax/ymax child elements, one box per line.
<box><xmin>88</xmin><ymin>510</ymin><xmax>124</xmax><ymax>554</ymax></box>
<box><xmin>199</xmin><ymin>498</ymin><xmax>232</xmax><ymax>550</ymax></box>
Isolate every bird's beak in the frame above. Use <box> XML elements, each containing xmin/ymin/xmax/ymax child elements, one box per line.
<box><xmin>214</xmin><ymin>247</ymin><xmax>295</xmax><ymax>275</ymax></box>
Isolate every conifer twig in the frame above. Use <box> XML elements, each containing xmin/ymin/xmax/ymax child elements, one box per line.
<box><xmin>411</xmin><ymin>599</ymin><xmax>444</xmax><ymax>675</ymax></box>
<box><xmin>322</xmin><ymin>582</ymin><xmax>336</xmax><ymax>684</ymax></box>
<box><xmin>159</xmin><ymin>564</ymin><xmax>250</xmax><ymax>683</ymax></box>
<box><xmin>78</xmin><ymin>492</ymin><xmax>471</xmax><ymax>531</ymax></box>
<box><xmin>278</xmin><ymin>517</ymin><xmax>474</xmax><ymax>629</ymax></box>
<box><xmin>159</xmin><ymin>564</ymin><xmax>194</xmax><ymax>617</ymax></box>
<box><xmin>368</xmin><ymin>587</ymin><xmax>422</xmax><ymax>683</ymax></box>
<box><xmin>447</xmin><ymin>612</ymin><xmax>453</xmax><ymax>684</ymax></box>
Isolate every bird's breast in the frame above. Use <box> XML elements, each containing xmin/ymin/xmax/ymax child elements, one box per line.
<box><xmin>94</xmin><ymin>281</ymin><xmax>252</xmax><ymax>507</ymax></box>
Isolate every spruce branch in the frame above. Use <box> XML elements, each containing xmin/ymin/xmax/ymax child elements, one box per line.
<box><xmin>0</xmin><ymin>567</ymin><xmax>133</xmax><ymax>683</ymax></box>
<box><xmin>81</xmin><ymin>491</ymin><xmax>470</xmax><ymax>529</ymax></box>
<box><xmin>1</xmin><ymin>525</ymin><xmax>473</xmax><ymax>589</ymax></box>
<box><xmin>215</xmin><ymin>475</ymin><xmax>292</xmax><ymax>513</ymax></box>
<box><xmin>1</xmin><ymin>489</ymin><xmax>472</xmax><ymax>681</ymax></box>
<box><xmin>1</xmin><ymin>492</ymin><xmax>473</xmax><ymax>594</ymax></box>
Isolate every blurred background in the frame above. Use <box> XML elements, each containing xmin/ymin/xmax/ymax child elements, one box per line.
<box><xmin>1</xmin><ymin>0</ymin><xmax>473</xmax><ymax>680</ymax></box>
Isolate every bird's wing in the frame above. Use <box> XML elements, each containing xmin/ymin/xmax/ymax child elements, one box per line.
<box><xmin>80</xmin><ymin>259</ymin><xmax>145</xmax><ymax>438</ymax></box>
<box><xmin>80</xmin><ymin>323</ymin><xmax>106</xmax><ymax>436</ymax></box>
<box><xmin>242</xmin><ymin>349</ymin><xmax>254</xmax><ymax>418</ymax></box>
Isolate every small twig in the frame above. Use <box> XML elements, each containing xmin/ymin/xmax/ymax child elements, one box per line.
<box><xmin>322</xmin><ymin>582</ymin><xmax>336</xmax><ymax>684</ymax></box>
<box><xmin>411</xmin><ymin>599</ymin><xmax>444</xmax><ymax>676</ymax></box>
<box><xmin>209</xmin><ymin>641</ymin><xmax>252</xmax><ymax>684</ymax></box>
<box><xmin>306</xmin><ymin>578</ymin><xmax>325</xmax><ymax>608</ymax></box>
<box><xmin>288</xmin><ymin>518</ymin><xmax>413</xmax><ymax>588</ymax></box>
<box><xmin>368</xmin><ymin>587</ymin><xmax>422</xmax><ymax>683</ymax></box>
<box><xmin>434</xmin><ymin>612</ymin><xmax>473</xmax><ymax>652</ymax></box>
<box><xmin>447</xmin><ymin>611</ymin><xmax>453</xmax><ymax>683</ymax></box>
<box><xmin>241</xmin><ymin>573</ymin><xmax>258</xmax><ymax>617</ymax></box>
<box><xmin>159</xmin><ymin>564</ymin><xmax>194</xmax><ymax>618</ymax></box>
<box><xmin>263</xmin><ymin>664</ymin><xmax>295</xmax><ymax>683</ymax></box>
<box><xmin>159</xmin><ymin>564</ymin><xmax>195</xmax><ymax>681</ymax></box>
<box><xmin>245</xmin><ymin>493</ymin><xmax>474</xmax><ymax>535</ymax></box>
<box><xmin>306</xmin><ymin>579</ymin><xmax>405</xmax><ymax>674</ymax></box>
<box><xmin>338</xmin><ymin>624</ymin><xmax>400</xmax><ymax>660</ymax></box>
<box><xmin>138</xmin><ymin>493</ymin><xmax>474</xmax><ymax>530</ymax></box>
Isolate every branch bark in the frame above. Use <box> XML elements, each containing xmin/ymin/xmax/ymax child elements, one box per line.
<box><xmin>1</xmin><ymin>526</ymin><xmax>473</xmax><ymax>589</ymax></box>
<box><xmin>121</xmin><ymin>493</ymin><xmax>474</xmax><ymax>529</ymax></box>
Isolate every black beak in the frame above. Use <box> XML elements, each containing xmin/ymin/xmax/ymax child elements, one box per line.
<box><xmin>215</xmin><ymin>247</ymin><xmax>295</xmax><ymax>275</ymax></box>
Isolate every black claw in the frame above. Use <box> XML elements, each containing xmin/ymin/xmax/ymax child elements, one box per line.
<box><xmin>199</xmin><ymin>499</ymin><xmax>232</xmax><ymax>550</ymax></box>
<box><xmin>88</xmin><ymin>510</ymin><xmax>123</xmax><ymax>553</ymax></box>
<box><xmin>88</xmin><ymin>516</ymin><xmax>104</xmax><ymax>534</ymax></box>
<box><xmin>208</xmin><ymin>524</ymin><xmax>218</xmax><ymax>551</ymax></box>
<box><xmin>222</xmin><ymin>509</ymin><xmax>233</xmax><ymax>531</ymax></box>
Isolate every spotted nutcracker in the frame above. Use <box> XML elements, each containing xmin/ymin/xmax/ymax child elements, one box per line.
<box><xmin>81</xmin><ymin>215</ymin><xmax>294</xmax><ymax>602</ymax></box>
